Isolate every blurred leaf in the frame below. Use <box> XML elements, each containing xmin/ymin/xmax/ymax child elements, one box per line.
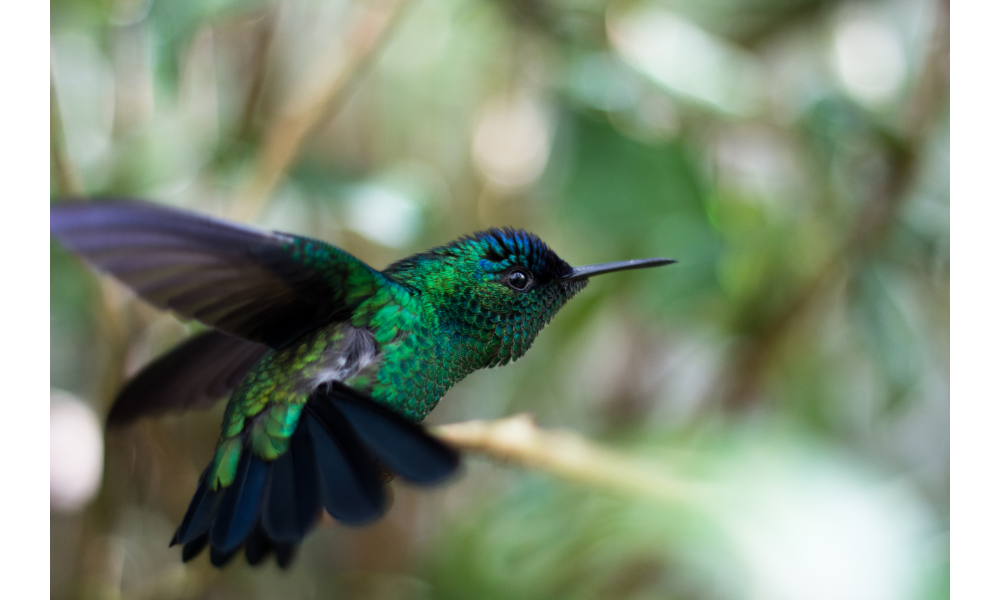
<box><xmin>425</xmin><ymin>472</ymin><xmax>729</xmax><ymax>600</ymax></box>
<box><xmin>148</xmin><ymin>0</ymin><xmax>271</xmax><ymax>91</ymax></box>
<box><xmin>551</xmin><ymin>111</ymin><xmax>723</xmax><ymax>314</ymax></box>
<box><xmin>848</xmin><ymin>260</ymin><xmax>923</xmax><ymax>413</ymax></box>
<box><xmin>50</xmin><ymin>241</ymin><xmax>99</xmax><ymax>392</ymax></box>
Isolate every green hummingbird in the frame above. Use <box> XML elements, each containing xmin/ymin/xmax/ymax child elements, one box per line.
<box><xmin>51</xmin><ymin>200</ymin><xmax>674</xmax><ymax>568</ymax></box>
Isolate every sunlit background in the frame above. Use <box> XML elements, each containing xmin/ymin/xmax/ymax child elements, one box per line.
<box><xmin>50</xmin><ymin>0</ymin><xmax>949</xmax><ymax>598</ymax></box>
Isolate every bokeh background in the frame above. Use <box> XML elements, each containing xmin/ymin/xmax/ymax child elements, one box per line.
<box><xmin>50</xmin><ymin>0</ymin><xmax>949</xmax><ymax>598</ymax></box>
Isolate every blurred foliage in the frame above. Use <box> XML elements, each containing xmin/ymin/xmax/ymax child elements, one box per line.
<box><xmin>51</xmin><ymin>0</ymin><xmax>948</xmax><ymax>598</ymax></box>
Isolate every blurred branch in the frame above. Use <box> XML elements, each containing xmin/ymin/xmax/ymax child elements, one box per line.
<box><xmin>433</xmin><ymin>414</ymin><xmax>702</xmax><ymax>503</ymax></box>
<box><xmin>903</xmin><ymin>0</ymin><xmax>951</xmax><ymax>146</ymax></box>
<box><xmin>210</xmin><ymin>7</ymin><xmax>280</xmax><ymax>168</ymax></box>
<box><xmin>50</xmin><ymin>74</ymin><xmax>84</xmax><ymax>197</ymax></box>
<box><xmin>235</xmin><ymin>8</ymin><xmax>279</xmax><ymax>143</ymax></box>
<box><xmin>231</xmin><ymin>0</ymin><xmax>413</xmax><ymax>222</ymax></box>
<box><xmin>731</xmin><ymin>0</ymin><xmax>829</xmax><ymax>50</ymax></box>
<box><xmin>720</xmin><ymin>0</ymin><xmax>950</xmax><ymax>410</ymax></box>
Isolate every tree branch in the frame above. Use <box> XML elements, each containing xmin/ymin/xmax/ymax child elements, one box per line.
<box><xmin>50</xmin><ymin>72</ymin><xmax>84</xmax><ymax>197</ymax></box>
<box><xmin>432</xmin><ymin>414</ymin><xmax>704</xmax><ymax>504</ymax></box>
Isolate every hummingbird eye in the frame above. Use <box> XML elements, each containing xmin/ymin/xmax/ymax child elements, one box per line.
<box><xmin>505</xmin><ymin>268</ymin><xmax>532</xmax><ymax>291</ymax></box>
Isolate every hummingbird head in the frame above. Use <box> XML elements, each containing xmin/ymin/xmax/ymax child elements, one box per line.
<box><xmin>384</xmin><ymin>228</ymin><xmax>674</xmax><ymax>368</ymax></box>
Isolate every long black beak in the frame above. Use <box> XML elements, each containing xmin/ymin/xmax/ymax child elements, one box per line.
<box><xmin>561</xmin><ymin>258</ymin><xmax>677</xmax><ymax>281</ymax></box>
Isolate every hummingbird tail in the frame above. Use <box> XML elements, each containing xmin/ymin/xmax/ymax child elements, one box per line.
<box><xmin>171</xmin><ymin>383</ymin><xmax>461</xmax><ymax>568</ymax></box>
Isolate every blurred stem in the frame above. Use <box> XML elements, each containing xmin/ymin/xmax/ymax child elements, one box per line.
<box><xmin>208</xmin><ymin>7</ymin><xmax>279</xmax><ymax>169</ymax></box>
<box><xmin>231</xmin><ymin>0</ymin><xmax>413</xmax><ymax>222</ymax></box>
<box><xmin>719</xmin><ymin>0</ymin><xmax>950</xmax><ymax>410</ymax></box>
<box><xmin>235</xmin><ymin>7</ymin><xmax>278</xmax><ymax>144</ymax></box>
<box><xmin>50</xmin><ymin>74</ymin><xmax>84</xmax><ymax>197</ymax></box>
<box><xmin>433</xmin><ymin>414</ymin><xmax>703</xmax><ymax>503</ymax></box>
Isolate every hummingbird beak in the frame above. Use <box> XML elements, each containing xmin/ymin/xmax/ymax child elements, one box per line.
<box><xmin>561</xmin><ymin>258</ymin><xmax>677</xmax><ymax>281</ymax></box>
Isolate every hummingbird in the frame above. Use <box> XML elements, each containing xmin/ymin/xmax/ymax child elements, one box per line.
<box><xmin>50</xmin><ymin>200</ymin><xmax>675</xmax><ymax>568</ymax></box>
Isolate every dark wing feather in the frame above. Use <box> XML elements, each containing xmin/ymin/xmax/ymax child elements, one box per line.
<box><xmin>108</xmin><ymin>331</ymin><xmax>268</xmax><ymax>426</ymax></box>
<box><xmin>50</xmin><ymin>200</ymin><xmax>383</xmax><ymax>348</ymax></box>
<box><xmin>324</xmin><ymin>383</ymin><xmax>460</xmax><ymax>485</ymax></box>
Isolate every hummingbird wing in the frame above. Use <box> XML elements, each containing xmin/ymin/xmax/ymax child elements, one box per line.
<box><xmin>106</xmin><ymin>330</ymin><xmax>269</xmax><ymax>426</ymax></box>
<box><xmin>173</xmin><ymin>383</ymin><xmax>460</xmax><ymax>568</ymax></box>
<box><xmin>50</xmin><ymin>200</ymin><xmax>385</xmax><ymax>349</ymax></box>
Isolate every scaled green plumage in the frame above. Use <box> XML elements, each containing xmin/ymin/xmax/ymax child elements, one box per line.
<box><xmin>208</xmin><ymin>231</ymin><xmax>589</xmax><ymax>489</ymax></box>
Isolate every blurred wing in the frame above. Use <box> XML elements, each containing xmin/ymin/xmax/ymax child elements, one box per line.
<box><xmin>107</xmin><ymin>331</ymin><xmax>269</xmax><ymax>426</ymax></box>
<box><xmin>50</xmin><ymin>200</ymin><xmax>383</xmax><ymax>348</ymax></box>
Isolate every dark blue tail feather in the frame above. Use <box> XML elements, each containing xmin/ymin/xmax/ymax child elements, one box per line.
<box><xmin>245</xmin><ymin>525</ymin><xmax>273</xmax><ymax>566</ymax></box>
<box><xmin>210</xmin><ymin>545</ymin><xmax>240</xmax><ymax>568</ymax></box>
<box><xmin>174</xmin><ymin>387</ymin><xmax>460</xmax><ymax>568</ymax></box>
<box><xmin>262</xmin><ymin>426</ymin><xmax>321</xmax><ymax>542</ymax></box>
<box><xmin>181</xmin><ymin>534</ymin><xmax>209</xmax><ymax>562</ymax></box>
<box><xmin>172</xmin><ymin>467</ymin><xmax>222</xmax><ymax>546</ymax></box>
<box><xmin>210</xmin><ymin>452</ymin><xmax>269</xmax><ymax>553</ymax></box>
<box><xmin>305</xmin><ymin>408</ymin><xmax>386</xmax><ymax>524</ymax></box>
<box><xmin>326</xmin><ymin>384</ymin><xmax>460</xmax><ymax>484</ymax></box>
<box><xmin>275</xmin><ymin>543</ymin><xmax>297</xmax><ymax>569</ymax></box>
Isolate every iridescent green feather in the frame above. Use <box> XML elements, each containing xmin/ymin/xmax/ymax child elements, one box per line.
<box><xmin>208</xmin><ymin>229</ymin><xmax>587</xmax><ymax>490</ymax></box>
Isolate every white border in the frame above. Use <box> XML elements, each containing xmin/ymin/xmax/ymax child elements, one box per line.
<box><xmin>951</xmin><ymin>1</ymin><xmax>998</xmax><ymax>598</ymax></box>
<box><xmin>1</xmin><ymin>1</ymin><xmax>51</xmax><ymax>597</ymax></box>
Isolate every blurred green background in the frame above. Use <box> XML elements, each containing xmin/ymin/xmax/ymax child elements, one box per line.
<box><xmin>50</xmin><ymin>0</ymin><xmax>949</xmax><ymax>598</ymax></box>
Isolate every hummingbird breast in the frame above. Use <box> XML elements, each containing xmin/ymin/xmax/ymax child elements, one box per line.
<box><xmin>306</xmin><ymin>325</ymin><xmax>379</xmax><ymax>390</ymax></box>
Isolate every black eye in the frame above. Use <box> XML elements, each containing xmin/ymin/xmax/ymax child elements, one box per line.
<box><xmin>506</xmin><ymin>268</ymin><xmax>531</xmax><ymax>291</ymax></box>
